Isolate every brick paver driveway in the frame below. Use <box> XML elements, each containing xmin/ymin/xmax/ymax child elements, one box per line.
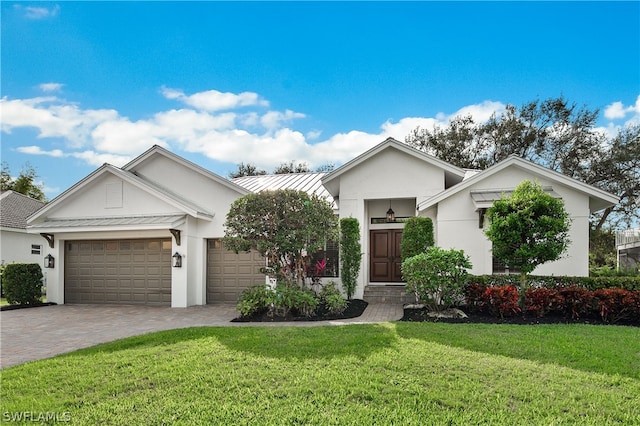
<box><xmin>1</xmin><ymin>303</ymin><xmax>402</xmax><ymax>368</ymax></box>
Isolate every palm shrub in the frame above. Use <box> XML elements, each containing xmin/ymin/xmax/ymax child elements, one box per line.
<box><xmin>1</xmin><ymin>263</ymin><xmax>43</xmax><ymax>305</ymax></box>
<box><xmin>402</xmin><ymin>247</ymin><xmax>471</xmax><ymax>312</ymax></box>
<box><xmin>400</xmin><ymin>216</ymin><xmax>434</xmax><ymax>261</ymax></box>
<box><xmin>340</xmin><ymin>218</ymin><xmax>362</xmax><ymax>299</ymax></box>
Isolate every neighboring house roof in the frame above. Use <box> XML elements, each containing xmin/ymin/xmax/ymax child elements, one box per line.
<box><xmin>27</xmin><ymin>163</ymin><xmax>214</xmax><ymax>229</ymax></box>
<box><xmin>0</xmin><ymin>191</ymin><xmax>45</xmax><ymax>230</ymax></box>
<box><xmin>232</xmin><ymin>172</ymin><xmax>334</xmax><ymax>206</ymax></box>
<box><xmin>417</xmin><ymin>154</ymin><xmax>619</xmax><ymax>213</ymax></box>
<box><xmin>321</xmin><ymin>137</ymin><xmax>467</xmax><ymax>196</ymax></box>
<box><xmin>123</xmin><ymin>145</ymin><xmax>250</xmax><ymax>196</ymax></box>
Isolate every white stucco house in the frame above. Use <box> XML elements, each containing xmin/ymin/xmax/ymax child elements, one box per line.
<box><xmin>27</xmin><ymin>138</ymin><xmax>619</xmax><ymax>307</ymax></box>
<box><xmin>1</xmin><ymin>190</ymin><xmax>46</xmax><ymax>270</ymax></box>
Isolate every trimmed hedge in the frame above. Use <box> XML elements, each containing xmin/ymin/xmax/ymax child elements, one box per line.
<box><xmin>1</xmin><ymin>263</ymin><xmax>43</xmax><ymax>305</ymax></box>
<box><xmin>471</xmin><ymin>275</ymin><xmax>640</xmax><ymax>291</ymax></box>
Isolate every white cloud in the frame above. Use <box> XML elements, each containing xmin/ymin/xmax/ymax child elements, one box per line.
<box><xmin>16</xmin><ymin>4</ymin><xmax>60</xmax><ymax>19</ymax></box>
<box><xmin>260</xmin><ymin>110</ymin><xmax>306</xmax><ymax>130</ymax></box>
<box><xmin>161</xmin><ymin>86</ymin><xmax>269</xmax><ymax>111</ymax></box>
<box><xmin>39</xmin><ymin>83</ymin><xmax>64</xmax><ymax>93</ymax></box>
<box><xmin>16</xmin><ymin>146</ymin><xmax>65</xmax><ymax>157</ymax></box>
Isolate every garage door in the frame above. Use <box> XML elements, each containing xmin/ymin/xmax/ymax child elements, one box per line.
<box><xmin>65</xmin><ymin>239</ymin><xmax>172</xmax><ymax>305</ymax></box>
<box><xmin>206</xmin><ymin>239</ymin><xmax>265</xmax><ymax>303</ymax></box>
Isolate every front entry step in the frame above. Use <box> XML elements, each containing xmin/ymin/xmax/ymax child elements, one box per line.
<box><xmin>364</xmin><ymin>285</ymin><xmax>413</xmax><ymax>304</ymax></box>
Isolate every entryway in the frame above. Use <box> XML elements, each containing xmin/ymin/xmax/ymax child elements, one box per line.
<box><xmin>369</xmin><ymin>229</ymin><xmax>403</xmax><ymax>282</ymax></box>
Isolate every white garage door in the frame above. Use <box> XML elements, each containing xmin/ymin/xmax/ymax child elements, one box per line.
<box><xmin>65</xmin><ymin>239</ymin><xmax>172</xmax><ymax>305</ymax></box>
<box><xmin>206</xmin><ymin>239</ymin><xmax>265</xmax><ymax>303</ymax></box>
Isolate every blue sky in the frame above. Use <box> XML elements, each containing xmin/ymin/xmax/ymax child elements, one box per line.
<box><xmin>2</xmin><ymin>1</ymin><xmax>639</xmax><ymax>200</ymax></box>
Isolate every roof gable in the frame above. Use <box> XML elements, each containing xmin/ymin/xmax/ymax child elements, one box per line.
<box><xmin>321</xmin><ymin>137</ymin><xmax>466</xmax><ymax>196</ymax></box>
<box><xmin>27</xmin><ymin>164</ymin><xmax>213</xmax><ymax>225</ymax></box>
<box><xmin>123</xmin><ymin>145</ymin><xmax>249</xmax><ymax>196</ymax></box>
<box><xmin>418</xmin><ymin>155</ymin><xmax>619</xmax><ymax>213</ymax></box>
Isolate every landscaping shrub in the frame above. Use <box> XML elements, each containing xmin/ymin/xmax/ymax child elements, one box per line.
<box><xmin>339</xmin><ymin>217</ymin><xmax>362</xmax><ymax>299</ymax></box>
<box><xmin>471</xmin><ymin>274</ymin><xmax>640</xmax><ymax>291</ymax></box>
<box><xmin>402</xmin><ymin>247</ymin><xmax>471</xmax><ymax>311</ymax></box>
<box><xmin>482</xmin><ymin>285</ymin><xmax>521</xmax><ymax>318</ymax></box>
<box><xmin>525</xmin><ymin>287</ymin><xmax>563</xmax><ymax>318</ymax></box>
<box><xmin>237</xmin><ymin>285</ymin><xmax>274</xmax><ymax>317</ymax></box>
<box><xmin>1</xmin><ymin>263</ymin><xmax>43</xmax><ymax>305</ymax></box>
<box><xmin>464</xmin><ymin>281</ymin><xmax>487</xmax><ymax>313</ymax></box>
<box><xmin>319</xmin><ymin>281</ymin><xmax>347</xmax><ymax>315</ymax></box>
<box><xmin>557</xmin><ymin>286</ymin><xmax>593</xmax><ymax>320</ymax></box>
<box><xmin>273</xmin><ymin>282</ymin><xmax>318</xmax><ymax>318</ymax></box>
<box><xmin>592</xmin><ymin>288</ymin><xmax>640</xmax><ymax>324</ymax></box>
<box><xmin>400</xmin><ymin>216</ymin><xmax>434</xmax><ymax>261</ymax></box>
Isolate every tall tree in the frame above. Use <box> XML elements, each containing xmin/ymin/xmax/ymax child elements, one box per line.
<box><xmin>405</xmin><ymin>97</ymin><xmax>639</xmax><ymax>230</ymax></box>
<box><xmin>0</xmin><ymin>162</ymin><xmax>47</xmax><ymax>202</ymax></box>
<box><xmin>273</xmin><ymin>161</ymin><xmax>310</xmax><ymax>174</ymax></box>
<box><xmin>228</xmin><ymin>162</ymin><xmax>267</xmax><ymax>179</ymax></box>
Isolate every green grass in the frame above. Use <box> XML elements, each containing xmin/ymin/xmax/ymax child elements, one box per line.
<box><xmin>0</xmin><ymin>297</ymin><xmax>8</xmax><ymax>306</ymax></box>
<box><xmin>1</xmin><ymin>323</ymin><xmax>639</xmax><ymax>425</ymax></box>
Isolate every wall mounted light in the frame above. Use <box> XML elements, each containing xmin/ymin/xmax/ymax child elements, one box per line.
<box><xmin>172</xmin><ymin>252</ymin><xmax>182</xmax><ymax>268</ymax></box>
<box><xmin>386</xmin><ymin>201</ymin><xmax>396</xmax><ymax>223</ymax></box>
<box><xmin>44</xmin><ymin>254</ymin><xmax>55</xmax><ymax>269</ymax></box>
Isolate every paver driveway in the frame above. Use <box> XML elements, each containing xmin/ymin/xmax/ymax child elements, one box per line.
<box><xmin>1</xmin><ymin>303</ymin><xmax>402</xmax><ymax>368</ymax></box>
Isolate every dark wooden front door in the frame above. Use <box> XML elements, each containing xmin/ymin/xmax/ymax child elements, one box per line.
<box><xmin>370</xmin><ymin>230</ymin><xmax>403</xmax><ymax>282</ymax></box>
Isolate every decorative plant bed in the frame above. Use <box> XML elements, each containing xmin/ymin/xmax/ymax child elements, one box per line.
<box><xmin>232</xmin><ymin>299</ymin><xmax>368</xmax><ymax>322</ymax></box>
<box><xmin>0</xmin><ymin>302</ymin><xmax>57</xmax><ymax>312</ymax></box>
<box><xmin>402</xmin><ymin>305</ymin><xmax>640</xmax><ymax>327</ymax></box>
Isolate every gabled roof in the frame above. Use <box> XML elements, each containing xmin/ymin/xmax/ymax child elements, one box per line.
<box><xmin>321</xmin><ymin>137</ymin><xmax>466</xmax><ymax>196</ymax></box>
<box><xmin>418</xmin><ymin>155</ymin><xmax>619</xmax><ymax>213</ymax></box>
<box><xmin>123</xmin><ymin>145</ymin><xmax>250</xmax><ymax>196</ymax></box>
<box><xmin>232</xmin><ymin>172</ymin><xmax>334</xmax><ymax>206</ymax></box>
<box><xmin>27</xmin><ymin>163</ymin><xmax>214</xmax><ymax>225</ymax></box>
<box><xmin>0</xmin><ymin>191</ymin><xmax>46</xmax><ymax>229</ymax></box>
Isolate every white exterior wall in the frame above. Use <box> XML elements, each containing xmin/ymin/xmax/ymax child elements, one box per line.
<box><xmin>1</xmin><ymin>228</ymin><xmax>47</xmax><ymax>268</ymax></box>
<box><xmin>436</xmin><ymin>167</ymin><xmax>591</xmax><ymax>277</ymax></box>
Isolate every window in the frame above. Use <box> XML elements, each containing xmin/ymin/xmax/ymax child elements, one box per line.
<box><xmin>309</xmin><ymin>240</ymin><xmax>339</xmax><ymax>277</ymax></box>
<box><xmin>31</xmin><ymin>244</ymin><xmax>41</xmax><ymax>255</ymax></box>
<box><xmin>492</xmin><ymin>256</ymin><xmax>521</xmax><ymax>274</ymax></box>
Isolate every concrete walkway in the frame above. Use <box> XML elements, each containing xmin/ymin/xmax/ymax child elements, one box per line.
<box><xmin>0</xmin><ymin>302</ymin><xmax>403</xmax><ymax>369</ymax></box>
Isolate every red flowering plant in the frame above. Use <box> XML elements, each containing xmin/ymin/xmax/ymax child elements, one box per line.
<box><xmin>306</xmin><ymin>258</ymin><xmax>327</xmax><ymax>294</ymax></box>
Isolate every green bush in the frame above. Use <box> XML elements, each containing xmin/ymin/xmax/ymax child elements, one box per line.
<box><xmin>470</xmin><ymin>275</ymin><xmax>640</xmax><ymax>291</ymax></box>
<box><xmin>400</xmin><ymin>216</ymin><xmax>434</xmax><ymax>261</ymax></box>
<box><xmin>402</xmin><ymin>247</ymin><xmax>471</xmax><ymax>311</ymax></box>
<box><xmin>339</xmin><ymin>218</ymin><xmax>362</xmax><ymax>299</ymax></box>
<box><xmin>236</xmin><ymin>285</ymin><xmax>274</xmax><ymax>317</ymax></box>
<box><xmin>1</xmin><ymin>263</ymin><xmax>43</xmax><ymax>305</ymax></box>
<box><xmin>319</xmin><ymin>281</ymin><xmax>347</xmax><ymax>315</ymax></box>
<box><xmin>274</xmin><ymin>282</ymin><xmax>318</xmax><ymax>317</ymax></box>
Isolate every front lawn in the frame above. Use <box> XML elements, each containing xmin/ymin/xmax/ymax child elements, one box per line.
<box><xmin>1</xmin><ymin>323</ymin><xmax>639</xmax><ymax>425</ymax></box>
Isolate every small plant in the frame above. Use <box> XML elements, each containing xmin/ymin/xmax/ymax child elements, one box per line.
<box><xmin>1</xmin><ymin>263</ymin><xmax>43</xmax><ymax>305</ymax></box>
<box><xmin>273</xmin><ymin>282</ymin><xmax>319</xmax><ymax>318</ymax></box>
<box><xmin>237</xmin><ymin>285</ymin><xmax>274</xmax><ymax>317</ymax></box>
<box><xmin>557</xmin><ymin>286</ymin><xmax>593</xmax><ymax>320</ymax></box>
<box><xmin>482</xmin><ymin>285</ymin><xmax>521</xmax><ymax>318</ymax></box>
<box><xmin>402</xmin><ymin>247</ymin><xmax>471</xmax><ymax>312</ymax></box>
<box><xmin>525</xmin><ymin>287</ymin><xmax>563</xmax><ymax>318</ymax></box>
<box><xmin>592</xmin><ymin>288</ymin><xmax>639</xmax><ymax>324</ymax></box>
<box><xmin>464</xmin><ymin>281</ymin><xmax>487</xmax><ymax>313</ymax></box>
<box><xmin>319</xmin><ymin>281</ymin><xmax>347</xmax><ymax>315</ymax></box>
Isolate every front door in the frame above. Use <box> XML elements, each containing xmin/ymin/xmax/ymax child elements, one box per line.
<box><xmin>370</xmin><ymin>230</ymin><xmax>403</xmax><ymax>282</ymax></box>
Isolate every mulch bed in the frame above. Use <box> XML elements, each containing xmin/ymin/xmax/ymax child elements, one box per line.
<box><xmin>0</xmin><ymin>302</ymin><xmax>57</xmax><ymax>312</ymax></box>
<box><xmin>402</xmin><ymin>306</ymin><xmax>640</xmax><ymax>327</ymax></box>
<box><xmin>232</xmin><ymin>299</ymin><xmax>368</xmax><ymax>322</ymax></box>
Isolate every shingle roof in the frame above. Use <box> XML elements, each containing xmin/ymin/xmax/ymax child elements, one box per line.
<box><xmin>0</xmin><ymin>191</ymin><xmax>46</xmax><ymax>229</ymax></box>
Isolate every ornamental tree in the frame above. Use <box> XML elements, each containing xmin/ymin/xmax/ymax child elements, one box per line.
<box><xmin>484</xmin><ymin>180</ymin><xmax>571</xmax><ymax>290</ymax></box>
<box><xmin>339</xmin><ymin>217</ymin><xmax>362</xmax><ymax>299</ymax></box>
<box><xmin>223</xmin><ymin>189</ymin><xmax>337</xmax><ymax>286</ymax></box>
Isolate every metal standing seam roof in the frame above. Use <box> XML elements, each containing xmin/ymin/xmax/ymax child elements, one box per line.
<box><xmin>0</xmin><ymin>191</ymin><xmax>46</xmax><ymax>229</ymax></box>
<box><xmin>27</xmin><ymin>214</ymin><xmax>187</xmax><ymax>230</ymax></box>
<box><xmin>232</xmin><ymin>172</ymin><xmax>335</xmax><ymax>207</ymax></box>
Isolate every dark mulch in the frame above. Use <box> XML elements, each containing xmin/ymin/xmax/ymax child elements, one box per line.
<box><xmin>232</xmin><ymin>299</ymin><xmax>368</xmax><ymax>322</ymax></box>
<box><xmin>0</xmin><ymin>302</ymin><xmax>57</xmax><ymax>312</ymax></box>
<box><xmin>402</xmin><ymin>306</ymin><xmax>640</xmax><ymax>327</ymax></box>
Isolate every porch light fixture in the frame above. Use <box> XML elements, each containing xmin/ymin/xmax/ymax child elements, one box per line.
<box><xmin>44</xmin><ymin>254</ymin><xmax>55</xmax><ymax>269</ymax></box>
<box><xmin>386</xmin><ymin>202</ymin><xmax>395</xmax><ymax>223</ymax></box>
<box><xmin>172</xmin><ymin>252</ymin><xmax>182</xmax><ymax>268</ymax></box>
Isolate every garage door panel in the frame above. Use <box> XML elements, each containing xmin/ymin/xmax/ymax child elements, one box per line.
<box><xmin>207</xmin><ymin>239</ymin><xmax>265</xmax><ymax>303</ymax></box>
<box><xmin>65</xmin><ymin>238</ymin><xmax>171</xmax><ymax>305</ymax></box>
